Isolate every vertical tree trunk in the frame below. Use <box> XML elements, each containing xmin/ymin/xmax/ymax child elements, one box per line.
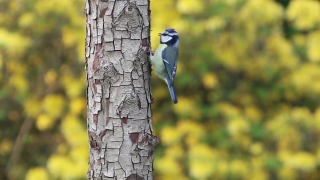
<box><xmin>85</xmin><ymin>0</ymin><xmax>157</xmax><ymax>179</ymax></box>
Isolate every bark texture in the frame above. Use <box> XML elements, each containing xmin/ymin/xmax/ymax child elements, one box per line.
<box><xmin>85</xmin><ymin>0</ymin><xmax>157</xmax><ymax>179</ymax></box>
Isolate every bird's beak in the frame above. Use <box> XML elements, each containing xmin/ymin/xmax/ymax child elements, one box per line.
<box><xmin>158</xmin><ymin>33</ymin><xmax>162</xmax><ymax>36</ymax></box>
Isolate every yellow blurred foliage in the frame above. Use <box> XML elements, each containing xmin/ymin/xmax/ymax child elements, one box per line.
<box><xmin>202</xmin><ymin>73</ymin><xmax>219</xmax><ymax>89</ymax></box>
<box><xmin>62</xmin><ymin>26</ymin><xmax>78</xmax><ymax>48</ymax></box>
<box><xmin>0</xmin><ymin>28</ymin><xmax>30</xmax><ymax>55</ymax></box>
<box><xmin>227</xmin><ymin>117</ymin><xmax>250</xmax><ymax>136</ymax></box>
<box><xmin>44</xmin><ymin>69</ymin><xmax>58</xmax><ymax>85</ymax></box>
<box><xmin>206</xmin><ymin>16</ymin><xmax>226</xmax><ymax>31</ymax></box>
<box><xmin>25</xmin><ymin>167</ymin><xmax>49</xmax><ymax>180</ymax></box>
<box><xmin>42</xmin><ymin>94</ymin><xmax>65</xmax><ymax>118</ymax></box>
<box><xmin>279</xmin><ymin>150</ymin><xmax>317</xmax><ymax>172</ymax></box>
<box><xmin>177</xmin><ymin>120</ymin><xmax>204</xmax><ymax>146</ymax></box>
<box><xmin>245</xmin><ymin>106</ymin><xmax>262</xmax><ymax>122</ymax></box>
<box><xmin>154</xmin><ymin>145</ymin><xmax>187</xmax><ymax>180</ymax></box>
<box><xmin>266</xmin><ymin>35</ymin><xmax>298</xmax><ymax>69</ymax></box>
<box><xmin>286</xmin><ymin>0</ymin><xmax>320</xmax><ymax>30</ymax></box>
<box><xmin>36</xmin><ymin>114</ymin><xmax>55</xmax><ymax>131</ymax></box>
<box><xmin>173</xmin><ymin>97</ymin><xmax>194</xmax><ymax>116</ymax></box>
<box><xmin>290</xmin><ymin>107</ymin><xmax>313</xmax><ymax>126</ymax></box>
<box><xmin>292</xmin><ymin>34</ymin><xmax>307</xmax><ymax>47</ymax></box>
<box><xmin>315</xmin><ymin>108</ymin><xmax>320</xmax><ymax>131</ymax></box>
<box><xmin>249</xmin><ymin>142</ymin><xmax>264</xmax><ymax>155</ymax></box>
<box><xmin>177</xmin><ymin>120</ymin><xmax>204</xmax><ymax>138</ymax></box>
<box><xmin>24</xmin><ymin>98</ymin><xmax>42</xmax><ymax>117</ymax></box>
<box><xmin>18</xmin><ymin>12</ymin><xmax>35</xmax><ymax>28</ymax></box>
<box><xmin>61</xmin><ymin>114</ymin><xmax>88</xmax><ymax>147</ymax></box>
<box><xmin>229</xmin><ymin>160</ymin><xmax>249</xmax><ymax>178</ymax></box>
<box><xmin>0</xmin><ymin>54</ymin><xmax>3</xmax><ymax>71</ymax></box>
<box><xmin>160</xmin><ymin>126</ymin><xmax>181</xmax><ymax>145</ymax></box>
<box><xmin>165</xmin><ymin>145</ymin><xmax>185</xmax><ymax>159</ymax></box>
<box><xmin>177</xmin><ymin>0</ymin><xmax>204</xmax><ymax>14</ymax></box>
<box><xmin>70</xmin><ymin>146</ymin><xmax>89</xmax><ymax>163</ymax></box>
<box><xmin>154</xmin><ymin>155</ymin><xmax>182</xmax><ymax>175</ymax></box>
<box><xmin>218</xmin><ymin>102</ymin><xmax>241</xmax><ymax>118</ymax></box>
<box><xmin>291</xmin><ymin>63</ymin><xmax>320</xmax><ymax>94</ymax></box>
<box><xmin>62</xmin><ymin>74</ymin><xmax>86</xmax><ymax>98</ymax></box>
<box><xmin>247</xmin><ymin>170</ymin><xmax>268</xmax><ymax>180</ymax></box>
<box><xmin>47</xmin><ymin>155</ymin><xmax>73</xmax><ymax>179</ymax></box>
<box><xmin>1</xmin><ymin>0</ymin><xmax>88</xmax><ymax>179</ymax></box>
<box><xmin>56</xmin><ymin>144</ymin><xmax>68</xmax><ymax>155</ymax></box>
<box><xmin>278</xmin><ymin>166</ymin><xmax>297</xmax><ymax>180</ymax></box>
<box><xmin>70</xmin><ymin>97</ymin><xmax>86</xmax><ymax>115</ymax></box>
<box><xmin>317</xmin><ymin>148</ymin><xmax>320</xmax><ymax>164</ymax></box>
<box><xmin>151</xmin><ymin>86</ymin><xmax>168</xmax><ymax>105</ymax></box>
<box><xmin>0</xmin><ymin>138</ymin><xmax>13</xmax><ymax>155</ymax></box>
<box><xmin>6</xmin><ymin>61</ymin><xmax>27</xmax><ymax>75</ymax></box>
<box><xmin>8</xmin><ymin>74</ymin><xmax>28</xmax><ymax>93</ymax></box>
<box><xmin>47</xmin><ymin>153</ymin><xmax>87</xmax><ymax>179</ymax></box>
<box><xmin>189</xmin><ymin>144</ymin><xmax>217</xmax><ymax>179</ymax></box>
<box><xmin>250</xmin><ymin>156</ymin><xmax>265</xmax><ymax>171</ymax></box>
<box><xmin>239</xmin><ymin>0</ymin><xmax>284</xmax><ymax>25</ymax></box>
<box><xmin>307</xmin><ymin>31</ymin><xmax>320</xmax><ymax>62</ymax></box>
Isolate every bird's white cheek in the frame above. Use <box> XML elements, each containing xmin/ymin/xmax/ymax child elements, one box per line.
<box><xmin>161</xmin><ymin>36</ymin><xmax>172</xmax><ymax>43</ymax></box>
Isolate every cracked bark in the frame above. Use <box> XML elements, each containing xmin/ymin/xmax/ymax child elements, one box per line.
<box><xmin>85</xmin><ymin>0</ymin><xmax>157</xmax><ymax>179</ymax></box>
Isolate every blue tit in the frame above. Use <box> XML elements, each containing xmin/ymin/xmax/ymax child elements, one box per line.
<box><xmin>150</xmin><ymin>28</ymin><xmax>179</xmax><ymax>104</ymax></box>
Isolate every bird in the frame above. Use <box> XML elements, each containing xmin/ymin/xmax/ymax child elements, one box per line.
<box><xmin>150</xmin><ymin>28</ymin><xmax>179</xmax><ymax>104</ymax></box>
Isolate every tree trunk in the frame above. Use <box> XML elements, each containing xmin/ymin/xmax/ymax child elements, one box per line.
<box><xmin>85</xmin><ymin>0</ymin><xmax>157</xmax><ymax>179</ymax></box>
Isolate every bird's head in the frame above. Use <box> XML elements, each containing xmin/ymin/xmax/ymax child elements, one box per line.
<box><xmin>159</xmin><ymin>28</ymin><xmax>179</xmax><ymax>47</ymax></box>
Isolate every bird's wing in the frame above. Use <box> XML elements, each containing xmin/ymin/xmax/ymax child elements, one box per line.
<box><xmin>162</xmin><ymin>46</ymin><xmax>178</xmax><ymax>82</ymax></box>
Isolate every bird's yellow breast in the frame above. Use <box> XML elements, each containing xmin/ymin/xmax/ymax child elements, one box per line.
<box><xmin>150</xmin><ymin>44</ymin><xmax>167</xmax><ymax>80</ymax></box>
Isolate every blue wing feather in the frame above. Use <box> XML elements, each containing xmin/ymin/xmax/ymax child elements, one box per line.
<box><xmin>162</xmin><ymin>46</ymin><xmax>178</xmax><ymax>81</ymax></box>
<box><xmin>162</xmin><ymin>46</ymin><xmax>178</xmax><ymax>103</ymax></box>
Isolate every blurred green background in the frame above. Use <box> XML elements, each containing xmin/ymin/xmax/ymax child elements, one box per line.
<box><xmin>1</xmin><ymin>0</ymin><xmax>320</xmax><ymax>179</ymax></box>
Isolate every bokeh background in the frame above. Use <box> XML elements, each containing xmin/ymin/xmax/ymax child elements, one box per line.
<box><xmin>1</xmin><ymin>0</ymin><xmax>320</xmax><ymax>179</ymax></box>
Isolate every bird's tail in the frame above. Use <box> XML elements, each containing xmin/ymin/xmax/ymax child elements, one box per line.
<box><xmin>167</xmin><ymin>81</ymin><xmax>178</xmax><ymax>104</ymax></box>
